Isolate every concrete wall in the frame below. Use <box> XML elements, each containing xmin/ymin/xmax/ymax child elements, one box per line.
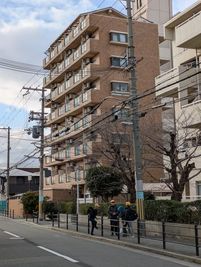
<box><xmin>9</xmin><ymin>198</ymin><xmax>24</xmax><ymax>218</ymax></box>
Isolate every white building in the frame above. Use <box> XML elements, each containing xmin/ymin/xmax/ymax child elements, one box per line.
<box><xmin>155</xmin><ymin>0</ymin><xmax>201</xmax><ymax>200</ymax></box>
<box><xmin>132</xmin><ymin>0</ymin><xmax>173</xmax><ymax>71</ymax></box>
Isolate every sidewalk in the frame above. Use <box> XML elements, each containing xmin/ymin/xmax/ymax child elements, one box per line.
<box><xmin>13</xmin><ymin>215</ymin><xmax>201</xmax><ymax>265</ymax></box>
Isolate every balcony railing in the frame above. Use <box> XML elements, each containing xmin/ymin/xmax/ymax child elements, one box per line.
<box><xmin>175</xmin><ymin>11</ymin><xmax>201</xmax><ymax>49</ymax></box>
<box><xmin>43</xmin><ymin>37</ymin><xmax>97</xmax><ymax>88</ymax></box>
<box><xmin>46</xmin><ymin>90</ymin><xmax>94</xmax><ymax>125</ymax></box>
<box><xmin>45</xmin><ymin>114</ymin><xmax>94</xmax><ymax>145</ymax></box>
<box><xmin>155</xmin><ymin>66</ymin><xmax>201</xmax><ymax>98</ymax></box>
<box><xmin>43</xmin><ymin>17</ymin><xmax>89</xmax><ymax>67</ymax></box>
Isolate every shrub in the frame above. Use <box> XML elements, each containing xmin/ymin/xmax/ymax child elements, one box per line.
<box><xmin>21</xmin><ymin>192</ymin><xmax>39</xmax><ymax>215</ymax></box>
<box><xmin>144</xmin><ymin>200</ymin><xmax>201</xmax><ymax>224</ymax></box>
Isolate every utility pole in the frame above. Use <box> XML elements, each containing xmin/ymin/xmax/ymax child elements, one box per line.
<box><xmin>125</xmin><ymin>0</ymin><xmax>144</xmax><ymax>219</ymax></box>
<box><xmin>6</xmin><ymin>127</ymin><xmax>10</xmax><ymax>202</ymax></box>
<box><xmin>0</xmin><ymin>127</ymin><xmax>11</xmax><ymax>208</ymax></box>
<box><xmin>39</xmin><ymin>86</ymin><xmax>45</xmax><ymax>221</ymax></box>
<box><xmin>22</xmin><ymin>86</ymin><xmax>45</xmax><ymax>220</ymax></box>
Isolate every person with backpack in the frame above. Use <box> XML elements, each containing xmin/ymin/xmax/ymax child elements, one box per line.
<box><xmin>123</xmin><ymin>202</ymin><xmax>138</xmax><ymax>237</ymax></box>
<box><xmin>87</xmin><ymin>205</ymin><xmax>98</xmax><ymax>235</ymax></box>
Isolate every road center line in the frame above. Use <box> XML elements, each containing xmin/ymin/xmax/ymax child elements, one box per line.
<box><xmin>37</xmin><ymin>246</ymin><xmax>79</xmax><ymax>263</ymax></box>
<box><xmin>3</xmin><ymin>231</ymin><xmax>20</xmax><ymax>238</ymax></box>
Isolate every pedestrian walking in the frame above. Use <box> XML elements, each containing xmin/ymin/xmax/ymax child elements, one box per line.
<box><xmin>108</xmin><ymin>200</ymin><xmax>119</xmax><ymax>236</ymax></box>
<box><xmin>123</xmin><ymin>202</ymin><xmax>138</xmax><ymax>237</ymax></box>
<box><xmin>87</xmin><ymin>205</ymin><xmax>98</xmax><ymax>235</ymax></box>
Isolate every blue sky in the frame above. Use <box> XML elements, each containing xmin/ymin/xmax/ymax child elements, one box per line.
<box><xmin>0</xmin><ymin>0</ymin><xmax>198</xmax><ymax>167</ymax></box>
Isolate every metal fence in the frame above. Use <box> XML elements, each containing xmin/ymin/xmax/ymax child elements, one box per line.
<box><xmin>1</xmin><ymin>210</ymin><xmax>200</xmax><ymax>257</ymax></box>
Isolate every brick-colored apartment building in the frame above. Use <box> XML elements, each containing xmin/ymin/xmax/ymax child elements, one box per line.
<box><xmin>43</xmin><ymin>8</ymin><xmax>161</xmax><ymax>201</ymax></box>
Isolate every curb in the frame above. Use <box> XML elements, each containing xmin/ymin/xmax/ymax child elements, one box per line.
<box><xmin>51</xmin><ymin>227</ymin><xmax>201</xmax><ymax>265</ymax></box>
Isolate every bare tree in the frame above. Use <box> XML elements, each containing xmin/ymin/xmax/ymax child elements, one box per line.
<box><xmin>96</xmin><ymin>120</ymin><xmax>136</xmax><ymax>202</ymax></box>
<box><xmin>143</xmin><ymin>109</ymin><xmax>201</xmax><ymax>201</ymax></box>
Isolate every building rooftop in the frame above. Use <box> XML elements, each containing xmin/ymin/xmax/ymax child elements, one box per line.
<box><xmin>165</xmin><ymin>0</ymin><xmax>201</xmax><ymax>29</ymax></box>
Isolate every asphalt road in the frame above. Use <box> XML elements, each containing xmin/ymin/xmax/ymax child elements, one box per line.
<box><xmin>0</xmin><ymin>216</ymin><xmax>200</xmax><ymax>267</ymax></box>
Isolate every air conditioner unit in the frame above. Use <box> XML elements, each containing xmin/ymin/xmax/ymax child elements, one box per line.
<box><xmin>84</xmin><ymin>82</ymin><xmax>91</xmax><ymax>90</ymax></box>
<box><xmin>68</xmin><ymin>93</ymin><xmax>75</xmax><ymax>100</ymax></box>
<box><xmin>69</xmin><ymin>116</ymin><xmax>74</xmax><ymax>122</ymax></box>
<box><xmin>85</xmin><ymin>58</ymin><xmax>91</xmax><ymax>65</ymax></box>
<box><xmin>66</xmin><ymin>72</ymin><xmax>72</xmax><ymax>79</ymax></box>
<box><xmin>66</xmin><ymin>49</ymin><xmax>72</xmax><ymax>56</ymax></box>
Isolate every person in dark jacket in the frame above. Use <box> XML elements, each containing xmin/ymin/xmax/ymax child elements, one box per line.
<box><xmin>87</xmin><ymin>205</ymin><xmax>99</xmax><ymax>235</ymax></box>
<box><xmin>108</xmin><ymin>200</ymin><xmax>119</xmax><ymax>236</ymax></box>
<box><xmin>123</xmin><ymin>202</ymin><xmax>138</xmax><ymax>237</ymax></box>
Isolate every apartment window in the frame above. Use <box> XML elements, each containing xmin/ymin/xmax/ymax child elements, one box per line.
<box><xmin>74</xmin><ymin>71</ymin><xmax>81</xmax><ymax>83</ymax></box>
<box><xmin>65</xmin><ymin>35</ymin><xmax>70</xmax><ymax>46</ymax></box>
<box><xmin>66</xmin><ymin>175</ymin><xmax>71</xmax><ymax>182</ymax></box>
<box><xmin>75</xmin><ymin>169</ymin><xmax>81</xmax><ymax>181</ymax></box>
<box><xmin>83</xmin><ymin>116</ymin><xmax>89</xmax><ymax>127</ymax></box>
<box><xmin>74</xmin><ymin>49</ymin><xmax>80</xmax><ymax>60</ymax></box>
<box><xmin>66</xmin><ymin>79</ymin><xmax>71</xmax><ymax>88</ymax></box>
<box><xmin>81</xmin><ymin>42</ymin><xmax>87</xmax><ymax>53</ymax></box>
<box><xmin>74</xmin><ymin>120</ymin><xmax>82</xmax><ymax>130</ymax></box>
<box><xmin>75</xmin><ymin>145</ymin><xmax>81</xmax><ymax>156</ymax></box>
<box><xmin>111</xmin><ymin>82</ymin><xmax>129</xmax><ymax>93</ymax></box>
<box><xmin>65</xmin><ymin>57</ymin><xmax>70</xmax><ymax>67</ymax></box>
<box><xmin>66</xmin><ymin>101</ymin><xmax>71</xmax><ymax>112</ymax></box>
<box><xmin>58</xmin><ymin>41</ymin><xmax>63</xmax><ymax>52</ymax></box>
<box><xmin>74</xmin><ymin>96</ymin><xmax>80</xmax><ymax>107</ymax></box>
<box><xmin>80</xmin><ymin>19</ymin><xmax>87</xmax><ymax>30</ymax></box>
<box><xmin>196</xmin><ymin>182</ymin><xmax>201</xmax><ymax>198</ymax></box>
<box><xmin>46</xmin><ymin>177</ymin><xmax>51</xmax><ymax>185</ymax></box>
<box><xmin>83</xmin><ymin>143</ymin><xmax>88</xmax><ymax>154</ymax></box>
<box><xmin>73</xmin><ymin>26</ymin><xmax>79</xmax><ymax>37</ymax></box>
<box><xmin>58</xmin><ymin>83</ymin><xmax>64</xmax><ymax>94</ymax></box>
<box><xmin>110</xmin><ymin>32</ymin><xmax>128</xmax><ymax>43</ymax></box>
<box><xmin>58</xmin><ymin>62</ymin><xmax>64</xmax><ymax>72</ymax></box>
<box><xmin>82</xmin><ymin>91</ymin><xmax>88</xmax><ymax>102</ymax></box>
<box><xmin>66</xmin><ymin>146</ymin><xmax>70</xmax><ymax>158</ymax></box>
<box><xmin>111</xmin><ymin>57</ymin><xmax>127</xmax><ymax>68</ymax></box>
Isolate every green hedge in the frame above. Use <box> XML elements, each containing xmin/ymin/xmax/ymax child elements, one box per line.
<box><xmin>44</xmin><ymin>199</ymin><xmax>201</xmax><ymax>224</ymax></box>
<box><xmin>144</xmin><ymin>200</ymin><xmax>201</xmax><ymax>224</ymax></box>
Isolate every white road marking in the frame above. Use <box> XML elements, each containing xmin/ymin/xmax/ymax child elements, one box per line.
<box><xmin>9</xmin><ymin>237</ymin><xmax>24</xmax><ymax>240</ymax></box>
<box><xmin>3</xmin><ymin>231</ymin><xmax>21</xmax><ymax>238</ymax></box>
<box><xmin>37</xmin><ymin>246</ymin><xmax>79</xmax><ymax>263</ymax></box>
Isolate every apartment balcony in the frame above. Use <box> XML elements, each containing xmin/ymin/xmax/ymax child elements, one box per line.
<box><xmin>181</xmin><ymin>99</ymin><xmax>201</xmax><ymax>128</ymax></box>
<box><xmin>155</xmin><ymin>66</ymin><xmax>201</xmax><ymax>98</ymax></box>
<box><xmin>175</xmin><ymin>11</ymin><xmax>201</xmax><ymax>49</ymax></box>
<box><xmin>43</xmin><ymin>16</ymin><xmax>98</xmax><ymax>69</ymax></box>
<box><xmin>45</xmin><ymin>89</ymin><xmax>99</xmax><ymax>126</ymax></box>
<box><xmin>45</xmin><ymin>142</ymin><xmax>93</xmax><ymax>167</ymax></box>
<box><xmin>45</xmin><ymin>115</ymin><xmax>95</xmax><ymax>146</ymax></box>
<box><xmin>43</xmin><ymin>62</ymin><xmax>99</xmax><ymax>93</ymax></box>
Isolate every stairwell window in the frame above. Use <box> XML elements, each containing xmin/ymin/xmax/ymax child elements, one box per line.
<box><xmin>111</xmin><ymin>82</ymin><xmax>129</xmax><ymax>93</ymax></box>
<box><xmin>110</xmin><ymin>32</ymin><xmax>128</xmax><ymax>43</ymax></box>
<box><xmin>137</xmin><ymin>0</ymin><xmax>142</xmax><ymax>9</ymax></box>
<box><xmin>111</xmin><ymin>57</ymin><xmax>127</xmax><ymax>68</ymax></box>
